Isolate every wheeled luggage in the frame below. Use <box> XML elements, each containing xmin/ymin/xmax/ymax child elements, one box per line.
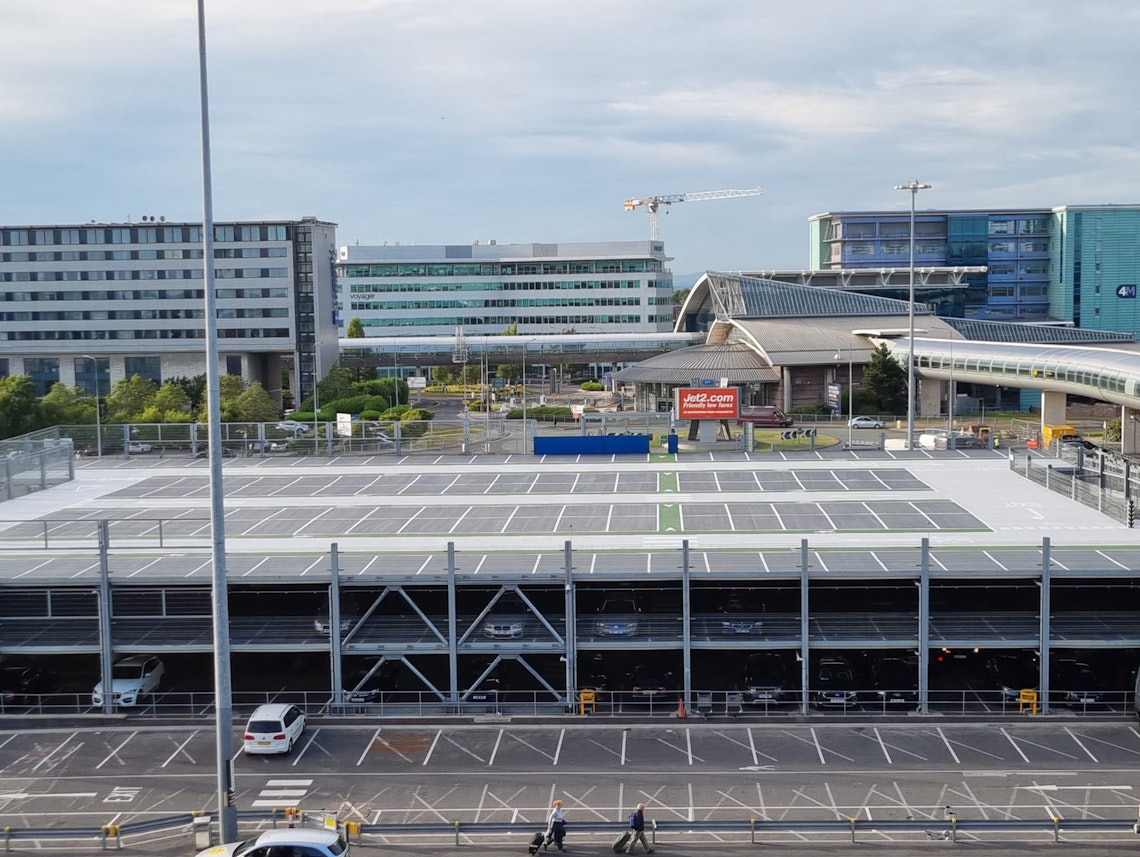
<box><xmin>528</xmin><ymin>831</ymin><xmax>547</xmax><ymax>855</ymax></box>
<box><xmin>612</xmin><ymin>831</ymin><xmax>632</xmax><ymax>853</ymax></box>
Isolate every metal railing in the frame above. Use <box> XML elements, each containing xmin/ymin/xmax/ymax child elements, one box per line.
<box><xmin>2</xmin><ymin>805</ymin><xmax>1136</xmax><ymax>852</ymax></box>
<box><xmin>0</xmin><ymin>429</ymin><xmax>74</xmax><ymax>502</ymax></box>
<box><xmin>1009</xmin><ymin>448</ymin><xmax>1135</xmax><ymax>525</ymax></box>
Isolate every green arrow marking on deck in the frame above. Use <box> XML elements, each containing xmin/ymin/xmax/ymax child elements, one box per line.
<box><xmin>658</xmin><ymin>472</ymin><xmax>678</xmax><ymax>493</ymax></box>
<box><xmin>659</xmin><ymin>503</ymin><xmax>681</xmax><ymax>532</ymax></box>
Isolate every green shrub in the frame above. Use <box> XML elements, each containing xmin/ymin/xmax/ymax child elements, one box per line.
<box><xmin>581</xmin><ymin>380</ymin><xmax>605</xmax><ymax>391</ymax></box>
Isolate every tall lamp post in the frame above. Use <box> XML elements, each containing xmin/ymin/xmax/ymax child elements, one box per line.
<box><xmin>84</xmin><ymin>355</ymin><xmax>102</xmax><ymax>458</ymax></box>
<box><xmin>834</xmin><ymin>346</ymin><xmax>852</xmax><ymax>449</ymax></box>
<box><xmin>895</xmin><ymin>179</ymin><xmax>932</xmax><ymax>450</ymax></box>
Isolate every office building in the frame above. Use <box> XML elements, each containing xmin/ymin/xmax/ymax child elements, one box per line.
<box><xmin>0</xmin><ymin>217</ymin><xmax>338</xmax><ymax>405</ymax></box>
<box><xmin>336</xmin><ymin>241</ymin><xmax>675</xmax><ymax>336</ymax></box>
<box><xmin>809</xmin><ymin>204</ymin><xmax>1140</xmax><ymax>334</ymax></box>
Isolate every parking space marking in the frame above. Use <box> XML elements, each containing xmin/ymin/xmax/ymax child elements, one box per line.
<box><xmin>439</xmin><ymin>733</ymin><xmax>488</xmax><ymax>765</ymax></box>
<box><xmin>1064</xmin><ymin>727</ymin><xmax>1099</xmax><ymax>762</ymax></box>
<box><xmin>1072</xmin><ymin>728</ymin><xmax>1140</xmax><ymax>759</ymax></box>
<box><xmin>999</xmin><ymin>728</ymin><xmax>1031</xmax><ymax>763</ymax></box>
<box><xmin>561</xmin><ymin>785</ymin><xmax>611</xmax><ymax>821</ymax></box>
<box><xmin>860</xmin><ymin>730</ymin><xmax>929</xmax><ymax>763</ymax></box>
<box><xmin>1003</xmin><ymin>729</ymin><xmax>1081</xmax><ymax>762</ymax></box>
<box><xmin>553</xmin><ymin>728</ymin><xmax>565</xmax><ymax>765</ymax></box>
<box><xmin>487</xmin><ymin>729</ymin><xmax>504</xmax><ymax>766</ymax></box>
<box><xmin>940</xmin><ymin>729</ymin><xmax>1004</xmax><ymax>762</ymax></box>
<box><xmin>95</xmin><ymin>731</ymin><xmax>137</xmax><ymax>769</ymax></box>
<box><xmin>503</xmin><ymin>730</ymin><xmax>557</xmax><ymax>764</ymax></box>
<box><xmin>621</xmin><ymin>731</ymin><xmax>628</xmax><ymax>766</ymax></box>
<box><xmin>421</xmin><ymin>729</ymin><xmax>442</xmax><ymax>766</ymax></box>
<box><xmin>873</xmin><ymin>728</ymin><xmax>892</xmax><ymax>764</ymax></box>
<box><xmin>31</xmin><ymin>732</ymin><xmax>80</xmax><ymax>773</ymax></box>
<box><xmin>586</xmin><ymin>735</ymin><xmax>623</xmax><ymax>763</ymax></box>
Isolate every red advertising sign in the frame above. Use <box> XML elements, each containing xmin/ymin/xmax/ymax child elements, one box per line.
<box><xmin>674</xmin><ymin>387</ymin><xmax>740</xmax><ymax>420</ymax></box>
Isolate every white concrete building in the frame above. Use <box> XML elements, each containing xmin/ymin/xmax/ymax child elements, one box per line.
<box><xmin>0</xmin><ymin>217</ymin><xmax>338</xmax><ymax>405</ymax></box>
<box><xmin>336</xmin><ymin>240</ymin><xmax>675</xmax><ymax>337</ymax></box>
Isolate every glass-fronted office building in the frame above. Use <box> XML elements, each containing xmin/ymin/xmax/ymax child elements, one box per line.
<box><xmin>336</xmin><ymin>241</ymin><xmax>675</xmax><ymax>337</ymax></box>
<box><xmin>809</xmin><ymin>204</ymin><xmax>1140</xmax><ymax>333</ymax></box>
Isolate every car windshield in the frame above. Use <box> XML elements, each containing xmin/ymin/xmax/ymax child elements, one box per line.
<box><xmin>112</xmin><ymin>662</ymin><xmax>144</xmax><ymax>679</ymax></box>
<box><xmin>247</xmin><ymin>720</ymin><xmax>282</xmax><ymax>733</ymax></box>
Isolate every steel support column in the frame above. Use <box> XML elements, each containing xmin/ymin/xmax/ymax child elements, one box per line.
<box><xmin>97</xmin><ymin>520</ymin><xmax>114</xmax><ymax>715</ymax></box>
<box><xmin>329</xmin><ymin>543</ymin><xmax>342</xmax><ymax>704</ymax></box>
<box><xmin>447</xmin><ymin>542</ymin><xmax>458</xmax><ymax>704</ymax></box>
<box><xmin>1039</xmin><ymin>537</ymin><xmax>1051</xmax><ymax>715</ymax></box>
<box><xmin>564</xmin><ymin>540</ymin><xmax>576</xmax><ymax>706</ymax></box>
<box><xmin>800</xmin><ymin>538</ymin><xmax>810</xmax><ymax>715</ymax></box>
<box><xmin>682</xmin><ymin>539</ymin><xmax>692</xmax><ymax>713</ymax></box>
<box><xmin>918</xmin><ymin>537</ymin><xmax>930</xmax><ymax>714</ymax></box>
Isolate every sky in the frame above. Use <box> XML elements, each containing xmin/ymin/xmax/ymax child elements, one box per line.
<box><xmin>3</xmin><ymin>1</ymin><xmax>1140</xmax><ymax>280</ymax></box>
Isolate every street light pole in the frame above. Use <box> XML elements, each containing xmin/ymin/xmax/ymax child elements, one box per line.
<box><xmin>895</xmin><ymin>179</ymin><xmax>931</xmax><ymax>450</ymax></box>
<box><xmin>521</xmin><ymin>342</ymin><xmax>527</xmax><ymax>454</ymax></box>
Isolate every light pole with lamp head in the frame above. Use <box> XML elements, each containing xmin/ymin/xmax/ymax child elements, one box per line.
<box><xmin>834</xmin><ymin>346</ymin><xmax>852</xmax><ymax>449</ymax></box>
<box><xmin>895</xmin><ymin>179</ymin><xmax>931</xmax><ymax>450</ymax></box>
<box><xmin>83</xmin><ymin>355</ymin><xmax>102</xmax><ymax>458</ymax></box>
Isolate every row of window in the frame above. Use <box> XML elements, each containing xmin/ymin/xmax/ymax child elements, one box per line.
<box><xmin>986</xmin><ymin>285</ymin><xmax>1049</xmax><ymax>299</ymax></box>
<box><xmin>987</xmin><ymin>263</ymin><xmax>1049</xmax><ymax>276</ymax></box>
<box><xmin>1</xmin><ymin>225</ymin><xmax>289</xmax><ymax>246</ymax></box>
<box><xmin>358</xmin><ymin>314</ymin><xmax>649</xmax><ymax>328</ymax></box>
<box><xmin>0</xmin><ymin>247</ymin><xmax>289</xmax><ymax>263</ymax></box>
<box><xmin>989</xmin><ymin>241</ymin><xmax>1049</xmax><ymax>254</ymax></box>
<box><xmin>0</xmin><ymin>327</ymin><xmax>291</xmax><ymax>341</ymax></box>
<box><xmin>836</xmin><ymin>217</ymin><xmax>1050</xmax><ymax>241</ymax></box>
<box><xmin>348</xmin><ymin>296</ymin><xmax>646</xmax><ymax>312</ymax></box>
<box><xmin>345</xmin><ymin>279</ymin><xmax>654</xmax><ymax>294</ymax></box>
<box><xmin>2</xmin><ymin>267</ymin><xmax>289</xmax><ymax>283</ymax></box>
<box><xmin>0</xmin><ymin>308</ymin><xmax>288</xmax><ymax>322</ymax></box>
<box><xmin>843</xmin><ymin>242</ymin><xmax>946</xmax><ymax>257</ymax></box>
<box><xmin>0</xmin><ymin>288</ymin><xmax>288</xmax><ymax>302</ymax></box>
<box><xmin>340</xmin><ymin>260</ymin><xmax>664</xmax><ymax>278</ymax></box>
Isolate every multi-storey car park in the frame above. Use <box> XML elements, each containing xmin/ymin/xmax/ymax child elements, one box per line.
<box><xmin>1</xmin><ymin>445</ymin><xmax>1139</xmax><ymax>720</ymax></box>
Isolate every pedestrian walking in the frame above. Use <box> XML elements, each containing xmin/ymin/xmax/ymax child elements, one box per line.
<box><xmin>626</xmin><ymin>803</ymin><xmax>653</xmax><ymax>854</ymax></box>
<box><xmin>545</xmin><ymin>799</ymin><xmax>566</xmax><ymax>851</ymax></box>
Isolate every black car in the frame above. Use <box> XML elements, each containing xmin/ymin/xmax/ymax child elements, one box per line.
<box><xmin>986</xmin><ymin>654</ymin><xmax>1039</xmax><ymax>701</ymax></box>
<box><xmin>813</xmin><ymin>656</ymin><xmax>860</xmax><ymax>708</ymax></box>
<box><xmin>718</xmin><ymin>595</ymin><xmax>762</xmax><ymax>635</ymax></box>
<box><xmin>1051</xmin><ymin>659</ymin><xmax>1105</xmax><ymax>707</ymax></box>
<box><xmin>870</xmin><ymin>656</ymin><xmax>919</xmax><ymax>706</ymax></box>
<box><xmin>743</xmin><ymin>652</ymin><xmax>791</xmax><ymax>703</ymax></box>
<box><xmin>0</xmin><ymin>666</ymin><xmax>58</xmax><ymax>705</ymax></box>
<box><xmin>625</xmin><ymin>665</ymin><xmax>676</xmax><ymax>707</ymax></box>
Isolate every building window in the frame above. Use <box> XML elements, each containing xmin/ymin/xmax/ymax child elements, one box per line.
<box><xmin>988</xmin><ymin>220</ymin><xmax>1014</xmax><ymax>235</ymax></box>
<box><xmin>124</xmin><ymin>356</ymin><xmax>162</xmax><ymax>384</ymax></box>
<box><xmin>24</xmin><ymin>357</ymin><xmax>60</xmax><ymax>396</ymax></box>
<box><xmin>111</xmin><ymin>229</ymin><xmax>131</xmax><ymax>244</ymax></box>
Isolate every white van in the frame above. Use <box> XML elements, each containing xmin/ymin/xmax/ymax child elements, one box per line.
<box><xmin>243</xmin><ymin>703</ymin><xmax>306</xmax><ymax>755</ymax></box>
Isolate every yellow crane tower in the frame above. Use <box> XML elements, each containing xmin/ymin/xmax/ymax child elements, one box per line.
<box><xmin>623</xmin><ymin>185</ymin><xmax>763</xmax><ymax>240</ymax></box>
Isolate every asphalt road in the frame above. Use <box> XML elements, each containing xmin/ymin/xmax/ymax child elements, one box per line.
<box><xmin>4</xmin><ymin>719</ymin><xmax>1140</xmax><ymax>854</ymax></box>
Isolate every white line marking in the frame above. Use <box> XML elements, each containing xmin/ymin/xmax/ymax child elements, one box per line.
<box><xmin>1000</xmin><ymin>727</ymin><xmax>1031</xmax><ymax>763</ymax></box>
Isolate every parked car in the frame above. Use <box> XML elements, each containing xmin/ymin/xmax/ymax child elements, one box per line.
<box><xmin>742</xmin><ymin>652</ymin><xmax>791</xmax><ymax>703</ymax></box>
<box><xmin>92</xmin><ymin>655</ymin><xmax>165</xmax><ymax>707</ymax></box>
<box><xmin>482</xmin><ymin>614</ymin><xmax>527</xmax><ymax>639</ymax></box>
<box><xmin>848</xmin><ymin>416</ymin><xmax>884</xmax><ymax>430</ymax></box>
<box><xmin>626</xmin><ymin>665</ymin><xmax>675</xmax><ymax>706</ymax></box>
<box><xmin>127</xmin><ymin>441</ymin><xmax>152</xmax><ymax>453</ymax></box>
<box><xmin>1051</xmin><ymin>659</ymin><xmax>1105</xmax><ymax>707</ymax></box>
<box><xmin>594</xmin><ymin>597</ymin><xmax>643</xmax><ymax>637</ymax></box>
<box><xmin>870</xmin><ymin>656</ymin><xmax>919</xmax><ymax>706</ymax></box>
<box><xmin>314</xmin><ymin>611</ymin><xmax>356</xmax><ymax>635</ymax></box>
<box><xmin>718</xmin><ymin>595</ymin><xmax>762</xmax><ymax>635</ymax></box>
<box><xmin>277</xmin><ymin>420</ymin><xmax>312</xmax><ymax>434</ymax></box>
<box><xmin>813</xmin><ymin>656</ymin><xmax>860</xmax><ymax>708</ymax></box>
<box><xmin>986</xmin><ymin>654</ymin><xmax>1039</xmax><ymax>701</ymax></box>
<box><xmin>344</xmin><ymin>663</ymin><xmax>401</xmax><ymax>704</ymax></box>
<box><xmin>194</xmin><ymin>826</ymin><xmax>348</xmax><ymax>857</ymax></box>
<box><xmin>243</xmin><ymin>702</ymin><xmax>306</xmax><ymax>754</ymax></box>
<box><xmin>0</xmin><ymin>666</ymin><xmax>58</xmax><ymax>705</ymax></box>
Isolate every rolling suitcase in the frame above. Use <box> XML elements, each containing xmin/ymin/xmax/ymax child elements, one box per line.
<box><xmin>612</xmin><ymin>831</ymin><xmax>632</xmax><ymax>853</ymax></box>
<box><xmin>528</xmin><ymin>831</ymin><xmax>547</xmax><ymax>855</ymax></box>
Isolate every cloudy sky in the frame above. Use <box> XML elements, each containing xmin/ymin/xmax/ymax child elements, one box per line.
<box><xmin>3</xmin><ymin>1</ymin><xmax>1139</xmax><ymax>278</ymax></box>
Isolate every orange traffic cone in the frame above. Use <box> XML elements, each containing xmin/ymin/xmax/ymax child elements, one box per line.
<box><xmin>676</xmin><ymin>699</ymin><xmax>686</xmax><ymax>718</ymax></box>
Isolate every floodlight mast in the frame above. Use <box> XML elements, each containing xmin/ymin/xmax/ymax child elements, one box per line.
<box><xmin>623</xmin><ymin>186</ymin><xmax>763</xmax><ymax>239</ymax></box>
<box><xmin>894</xmin><ymin>179</ymin><xmax>932</xmax><ymax>450</ymax></box>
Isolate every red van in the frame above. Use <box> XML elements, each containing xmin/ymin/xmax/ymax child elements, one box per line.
<box><xmin>736</xmin><ymin>405</ymin><xmax>793</xmax><ymax>428</ymax></box>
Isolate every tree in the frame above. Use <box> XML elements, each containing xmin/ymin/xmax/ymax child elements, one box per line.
<box><xmin>235</xmin><ymin>381</ymin><xmax>279</xmax><ymax>423</ymax></box>
<box><xmin>673</xmin><ymin>287</ymin><xmax>691</xmax><ymax>306</ymax></box>
<box><xmin>501</xmin><ymin>322</ymin><xmax>518</xmax><ymax>335</ymax></box>
<box><xmin>432</xmin><ymin>365</ymin><xmax>454</xmax><ymax>387</ymax></box>
<box><xmin>0</xmin><ymin>376</ymin><xmax>44</xmax><ymax>438</ymax></box>
<box><xmin>104</xmin><ymin>375</ymin><xmax>159</xmax><ymax>423</ymax></box>
<box><xmin>167</xmin><ymin>375</ymin><xmax>207</xmax><ymax>411</ymax></box>
<box><xmin>496</xmin><ymin>363</ymin><xmax>521</xmax><ymax>384</ymax></box>
<box><xmin>346</xmin><ymin>317</ymin><xmax>365</xmax><ymax>338</ymax></box>
<box><xmin>860</xmin><ymin>343</ymin><xmax>907</xmax><ymax>413</ymax></box>
<box><xmin>151</xmin><ymin>382</ymin><xmax>192</xmax><ymax>420</ymax></box>
<box><xmin>42</xmin><ymin>383</ymin><xmax>95</xmax><ymax>425</ymax></box>
<box><xmin>316</xmin><ymin>365</ymin><xmax>357</xmax><ymax>404</ymax></box>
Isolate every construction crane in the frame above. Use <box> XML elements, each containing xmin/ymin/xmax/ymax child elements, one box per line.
<box><xmin>624</xmin><ymin>186</ymin><xmax>763</xmax><ymax>240</ymax></box>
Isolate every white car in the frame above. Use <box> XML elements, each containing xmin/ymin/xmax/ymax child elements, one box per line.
<box><xmin>243</xmin><ymin>702</ymin><xmax>306</xmax><ymax>755</ymax></box>
<box><xmin>276</xmin><ymin>420</ymin><xmax>312</xmax><ymax>435</ymax></box>
<box><xmin>847</xmin><ymin>416</ymin><xmax>884</xmax><ymax>429</ymax></box>
<box><xmin>194</xmin><ymin>827</ymin><xmax>348</xmax><ymax>857</ymax></box>
<box><xmin>127</xmin><ymin>441</ymin><xmax>152</xmax><ymax>453</ymax></box>
<box><xmin>92</xmin><ymin>655</ymin><xmax>165</xmax><ymax>707</ymax></box>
